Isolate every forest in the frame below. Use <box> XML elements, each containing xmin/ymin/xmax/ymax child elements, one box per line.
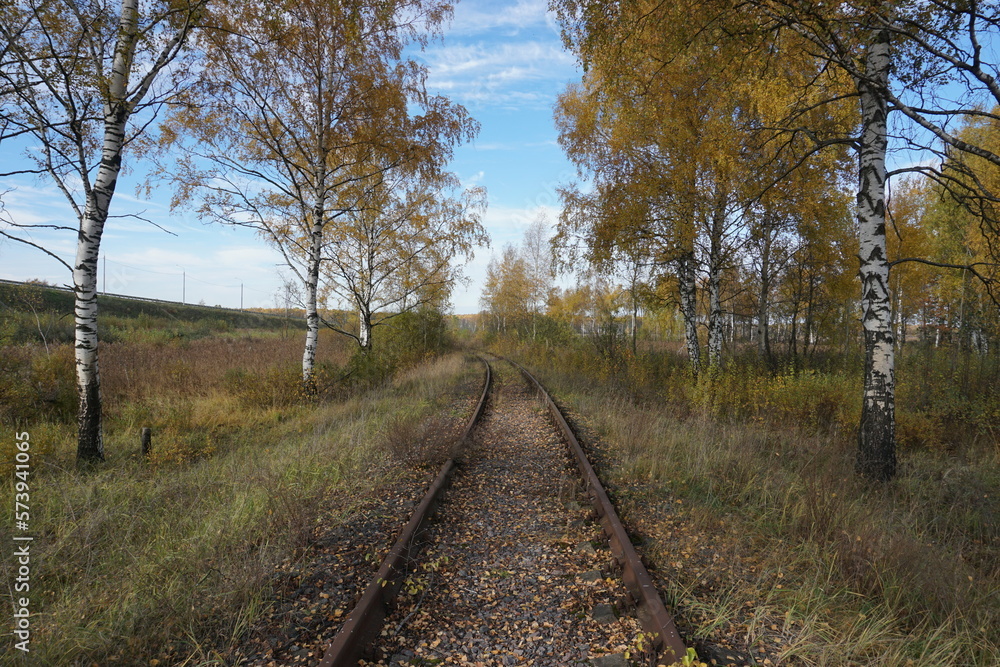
<box><xmin>480</xmin><ymin>0</ymin><xmax>1000</xmax><ymax>481</ymax></box>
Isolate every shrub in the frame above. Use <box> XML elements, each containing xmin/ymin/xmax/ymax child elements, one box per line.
<box><xmin>0</xmin><ymin>344</ymin><xmax>75</xmax><ymax>425</ymax></box>
<box><xmin>223</xmin><ymin>366</ymin><xmax>302</xmax><ymax>409</ymax></box>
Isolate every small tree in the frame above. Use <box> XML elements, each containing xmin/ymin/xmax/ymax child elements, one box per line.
<box><xmin>480</xmin><ymin>245</ymin><xmax>533</xmax><ymax>335</ymax></box>
<box><xmin>321</xmin><ymin>169</ymin><xmax>487</xmax><ymax>350</ymax></box>
<box><xmin>520</xmin><ymin>215</ymin><xmax>555</xmax><ymax>339</ymax></box>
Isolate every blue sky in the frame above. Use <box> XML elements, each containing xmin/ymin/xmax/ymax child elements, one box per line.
<box><xmin>0</xmin><ymin>0</ymin><xmax>580</xmax><ymax>314</ymax></box>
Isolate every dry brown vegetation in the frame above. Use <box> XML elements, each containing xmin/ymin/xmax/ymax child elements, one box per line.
<box><xmin>0</xmin><ymin>312</ymin><xmax>474</xmax><ymax>664</ymax></box>
<box><xmin>502</xmin><ymin>339</ymin><xmax>999</xmax><ymax>666</ymax></box>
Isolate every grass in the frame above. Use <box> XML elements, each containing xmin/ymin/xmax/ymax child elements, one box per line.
<box><xmin>504</xmin><ymin>339</ymin><xmax>999</xmax><ymax>666</ymax></box>
<box><xmin>0</xmin><ymin>280</ymin><xmax>298</xmax><ymax>347</ymax></box>
<box><xmin>0</xmin><ymin>293</ymin><xmax>474</xmax><ymax>665</ymax></box>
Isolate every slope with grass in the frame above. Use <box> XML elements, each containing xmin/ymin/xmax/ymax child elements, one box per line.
<box><xmin>0</xmin><ymin>279</ymin><xmax>299</xmax><ymax>348</ymax></box>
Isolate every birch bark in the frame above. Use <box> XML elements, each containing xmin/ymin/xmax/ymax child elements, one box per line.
<box><xmin>707</xmin><ymin>194</ymin><xmax>726</xmax><ymax>369</ymax></box>
<box><xmin>677</xmin><ymin>249</ymin><xmax>701</xmax><ymax>375</ymax></box>
<box><xmin>302</xmin><ymin>217</ymin><xmax>324</xmax><ymax>388</ymax></box>
<box><xmin>76</xmin><ymin>0</ymin><xmax>140</xmax><ymax>462</ymax></box>
<box><xmin>756</xmin><ymin>216</ymin><xmax>773</xmax><ymax>360</ymax></box>
<box><xmin>359</xmin><ymin>309</ymin><xmax>372</xmax><ymax>349</ymax></box>
<box><xmin>856</xmin><ymin>30</ymin><xmax>896</xmax><ymax>481</ymax></box>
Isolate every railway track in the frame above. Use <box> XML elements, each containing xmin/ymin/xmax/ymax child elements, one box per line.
<box><xmin>316</xmin><ymin>357</ymin><xmax>686</xmax><ymax>667</ymax></box>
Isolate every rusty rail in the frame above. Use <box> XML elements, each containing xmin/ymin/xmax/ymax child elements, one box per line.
<box><xmin>510</xmin><ymin>359</ymin><xmax>687</xmax><ymax>665</ymax></box>
<box><xmin>318</xmin><ymin>357</ymin><xmax>492</xmax><ymax>667</ymax></box>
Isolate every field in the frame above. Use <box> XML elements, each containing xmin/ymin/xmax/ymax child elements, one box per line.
<box><xmin>0</xmin><ymin>283</ymin><xmax>471</xmax><ymax>664</ymax></box>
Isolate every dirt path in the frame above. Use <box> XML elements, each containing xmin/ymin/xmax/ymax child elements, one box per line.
<box><xmin>364</xmin><ymin>365</ymin><xmax>644</xmax><ymax>667</ymax></box>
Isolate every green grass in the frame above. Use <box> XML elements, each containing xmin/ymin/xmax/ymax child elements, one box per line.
<box><xmin>0</xmin><ymin>280</ymin><xmax>299</xmax><ymax>347</ymax></box>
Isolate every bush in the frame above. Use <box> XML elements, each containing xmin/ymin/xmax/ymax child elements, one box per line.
<box><xmin>0</xmin><ymin>344</ymin><xmax>76</xmax><ymax>425</ymax></box>
<box><xmin>379</xmin><ymin>308</ymin><xmax>451</xmax><ymax>362</ymax></box>
<box><xmin>223</xmin><ymin>366</ymin><xmax>303</xmax><ymax>409</ymax></box>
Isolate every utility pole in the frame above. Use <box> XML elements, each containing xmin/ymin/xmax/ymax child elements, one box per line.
<box><xmin>241</xmin><ymin>282</ymin><xmax>244</xmax><ymax>311</ymax></box>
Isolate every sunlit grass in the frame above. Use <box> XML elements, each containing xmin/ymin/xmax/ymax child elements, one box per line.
<box><xmin>514</xmin><ymin>341</ymin><xmax>999</xmax><ymax>666</ymax></box>
<box><xmin>0</xmin><ymin>348</ymin><xmax>473</xmax><ymax>665</ymax></box>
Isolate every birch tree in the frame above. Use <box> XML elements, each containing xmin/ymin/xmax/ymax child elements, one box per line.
<box><xmin>320</xmin><ymin>169</ymin><xmax>487</xmax><ymax>350</ymax></box>
<box><xmin>0</xmin><ymin>0</ymin><xmax>208</xmax><ymax>463</ymax></box>
<box><xmin>554</xmin><ymin>77</ymin><xmax>705</xmax><ymax>373</ymax></box>
<box><xmin>480</xmin><ymin>245</ymin><xmax>532</xmax><ymax>334</ymax></box>
<box><xmin>552</xmin><ymin>14</ymin><xmax>839</xmax><ymax>374</ymax></box>
<box><xmin>162</xmin><ymin>0</ymin><xmax>475</xmax><ymax>387</ymax></box>
<box><xmin>555</xmin><ymin>0</ymin><xmax>1000</xmax><ymax>480</ymax></box>
<box><xmin>745</xmin><ymin>1</ymin><xmax>1000</xmax><ymax>480</ymax></box>
<box><xmin>521</xmin><ymin>216</ymin><xmax>555</xmax><ymax>340</ymax></box>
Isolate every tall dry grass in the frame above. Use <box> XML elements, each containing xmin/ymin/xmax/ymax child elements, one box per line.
<box><xmin>0</xmin><ymin>350</ymin><xmax>475</xmax><ymax>665</ymax></box>
<box><xmin>0</xmin><ymin>331</ymin><xmax>355</xmax><ymax>467</ymax></box>
<box><xmin>511</xmin><ymin>340</ymin><xmax>999</xmax><ymax>666</ymax></box>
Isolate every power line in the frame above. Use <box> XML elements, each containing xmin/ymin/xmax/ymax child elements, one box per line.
<box><xmin>7</xmin><ymin>245</ymin><xmax>280</xmax><ymax>307</ymax></box>
<box><xmin>104</xmin><ymin>257</ymin><xmax>181</xmax><ymax>276</ymax></box>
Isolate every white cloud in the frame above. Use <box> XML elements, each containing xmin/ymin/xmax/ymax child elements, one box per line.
<box><xmin>484</xmin><ymin>202</ymin><xmax>561</xmax><ymax>242</ymax></box>
<box><xmin>423</xmin><ymin>40</ymin><xmax>577</xmax><ymax>109</ymax></box>
<box><xmin>463</xmin><ymin>170</ymin><xmax>486</xmax><ymax>186</ymax></box>
<box><xmin>450</xmin><ymin>203</ymin><xmax>564</xmax><ymax>313</ymax></box>
<box><xmin>447</xmin><ymin>0</ymin><xmax>555</xmax><ymax>35</ymax></box>
<box><xmin>471</xmin><ymin>142</ymin><xmax>514</xmax><ymax>150</ymax></box>
<box><xmin>427</xmin><ymin>41</ymin><xmax>573</xmax><ymax>79</ymax></box>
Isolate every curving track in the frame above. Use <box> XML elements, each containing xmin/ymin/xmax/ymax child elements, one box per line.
<box><xmin>319</xmin><ymin>357</ymin><xmax>685</xmax><ymax>666</ymax></box>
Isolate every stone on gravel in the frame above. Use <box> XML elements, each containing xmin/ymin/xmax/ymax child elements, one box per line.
<box><xmin>590</xmin><ymin>653</ymin><xmax>628</xmax><ymax>667</ymax></box>
<box><xmin>576</xmin><ymin>540</ymin><xmax>597</xmax><ymax>556</ymax></box>
<box><xmin>592</xmin><ymin>603</ymin><xmax>617</xmax><ymax>625</ymax></box>
<box><xmin>580</xmin><ymin>569</ymin><xmax>603</xmax><ymax>582</ymax></box>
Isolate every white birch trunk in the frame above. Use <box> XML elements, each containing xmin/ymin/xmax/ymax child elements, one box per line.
<box><xmin>302</xmin><ymin>219</ymin><xmax>323</xmax><ymax>388</ymax></box>
<box><xmin>630</xmin><ymin>301</ymin><xmax>637</xmax><ymax>354</ymax></box>
<box><xmin>75</xmin><ymin>0</ymin><xmax>139</xmax><ymax>463</ymax></box>
<box><xmin>359</xmin><ymin>309</ymin><xmax>372</xmax><ymax>350</ymax></box>
<box><xmin>707</xmin><ymin>197</ymin><xmax>726</xmax><ymax>369</ymax></box>
<box><xmin>756</xmin><ymin>217</ymin><xmax>772</xmax><ymax>359</ymax></box>
<box><xmin>856</xmin><ymin>29</ymin><xmax>896</xmax><ymax>481</ymax></box>
<box><xmin>896</xmin><ymin>286</ymin><xmax>905</xmax><ymax>353</ymax></box>
<box><xmin>708</xmin><ymin>267</ymin><xmax>723</xmax><ymax>368</ymax></box>
<box><xmin>677</xmin><ymin>250</ymin><xmax>701</xmax><ymax>375</ymax></box>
